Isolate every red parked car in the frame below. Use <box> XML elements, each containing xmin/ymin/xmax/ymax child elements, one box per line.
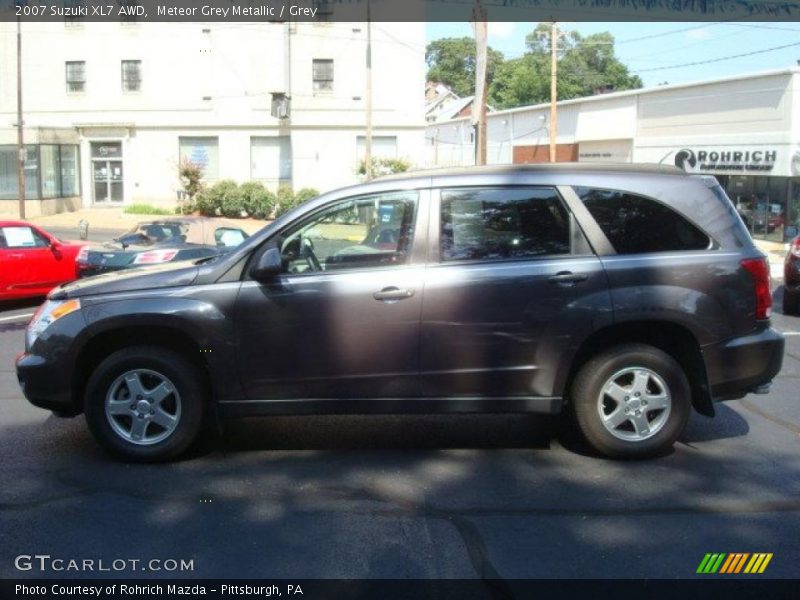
<box><xmin>0</xmin><ymin>220</ymin><xmax>86</xmax><ymax>301</ymax></box>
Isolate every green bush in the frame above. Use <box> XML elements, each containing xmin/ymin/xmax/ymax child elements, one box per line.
<box><xmin>274</xmin><ymin>185</ymin><xmax>297</xmax><ymax>218</ymax></box>
<box><xmin>124</xmin><ymin>204</ymin><xmax>174</xmax><ymax>216</ymax></box>
<box><xmin>221</xmin><ymin>193</ymin><xmax>247</xmax><ymax>218</ymax></box>
<box><xmin>357</xmin><ymin>157</ymin><xmax>411</xmax><ymax>177</ymax></box>
<box><xmin>294</xmin><ymin>188</ymin><xmax>319</xmax><ymax>205</ymax></box>
<box><xmin>195</xmin><ymin>180</ymin><xmax>238</xmax><ymax>217</ymax></box>
<box><xmin>239</xmin><ymin>181</ymin><xmax>276</xmax><ymax>219</ymax></box>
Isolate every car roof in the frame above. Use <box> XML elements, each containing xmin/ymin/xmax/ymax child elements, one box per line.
<box><xmin>375</xmin><ymin>162</ymin><xmax>686</xmax><ymax>183</ymax></box>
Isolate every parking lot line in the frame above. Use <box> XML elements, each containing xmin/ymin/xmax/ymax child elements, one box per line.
<box><xmin>0</xmin><ymin>313</ymin><xmax>33</xmax><ymax>323</ymax></box>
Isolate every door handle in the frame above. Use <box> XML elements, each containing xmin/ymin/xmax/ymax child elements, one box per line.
<box><xmin>373</xmin><ymin>287</ymin><xmax>415</xmax><ymax>301</ymax></box>
<box><xmin>548</xmin><ymin>271</ymin><xmax>588</xmax><ymax>285</ymax></box>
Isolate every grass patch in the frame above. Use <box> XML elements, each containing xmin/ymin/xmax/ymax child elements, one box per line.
<box><xmin>123</xmin><ymin>204</ymin><xmax>175</xmax><ymax>216</ymax></box>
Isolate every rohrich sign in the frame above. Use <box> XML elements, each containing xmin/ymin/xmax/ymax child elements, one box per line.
<box><xmin>673</xmin><ymin>148</ymin><xmax>777</xmax><ymax>173</ymax></box>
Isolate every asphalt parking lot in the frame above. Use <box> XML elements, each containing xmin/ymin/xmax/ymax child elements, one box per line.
<box><xmin>0</xmin><ymin>289</ymin><xmax>798</xmax><ymax>580</ymax></box>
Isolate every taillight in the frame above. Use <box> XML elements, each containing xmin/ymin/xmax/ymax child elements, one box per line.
<box><xmin>132</xmin><ymin>249</ymin><xmax>179</xmax><ymax>265</ymax></box>
<box><xmin>790</xmin><ymin>238</ymin><xmax>800</xmax><ymax>258</ymax></box>
<box><xmin>741</xmin><ymin>257</ymin><xmax>772</xmax><ymax>320</ymax></box>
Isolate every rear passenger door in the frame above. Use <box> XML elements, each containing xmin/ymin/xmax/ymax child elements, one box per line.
<box><xmin>419</xmin><ymin>186</ymin><xmax>613</xmax><ymax>403</ymax></box>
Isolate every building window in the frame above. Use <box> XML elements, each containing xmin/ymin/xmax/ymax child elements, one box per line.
<box><xmin>0</xmin><ymin>145</ymin><xmax>80</xmax><ymax>201</ymax></box>
<box><xmin>312</xmin><ymin>59</ymin><xmax>334</xmax><ymax>92</ymax></box>
<box><xmin>179</xmin><ymin>137</ymin><xmax>219</xmax><ymax>180</ymax></box>
<box><xmin>60</xmin><ymin>145</ymin><xmax>79</xmax><ymax>197</ymax></box>
<box><xmin>121</xmin><ymin>60</ymin><xmax>142</xmax><ymax>92</ymax></box>
<box><xmin>65</xmin><ymin>61</ymin><xmax>85</xmax><ymax>93</ymax></box>
<box><xmin>440</xmin><ymin>187</ymin><xmax>571</xmax><ymax>262</ymax></box>
<box><xmin>251</xmin><ymin>137</ymin><xmax>292</xmax><ymax>184</ymax></box>
<box><xmin>40</xmin><ymin>146</ymin><xmax>62</xmax><ymax>199</ymax></box>
<box><xmin>574</xmin><ymin>187</ymin><xmax>711</xmax><ymax>254</ymax></box>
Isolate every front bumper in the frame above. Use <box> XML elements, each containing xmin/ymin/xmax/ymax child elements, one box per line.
<box><xmin>16</xmin><ymin>351</ymin><xmax>79</xmax><ymax>416</ymax></box>
<box><xmin>704</xmin><ymin>325</ymin><xmax>785</xmax><ymax>401</ymax></box>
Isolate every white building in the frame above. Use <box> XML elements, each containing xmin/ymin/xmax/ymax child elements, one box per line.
<box><xmin>426</xmin><ymin>67</ymin><xmax>800</xmax><ymax>243</ymax></box>
<box><xmin>0</xmin><ymin>21</ymin><xmax>426</xmax><ymax>216</ymax></box>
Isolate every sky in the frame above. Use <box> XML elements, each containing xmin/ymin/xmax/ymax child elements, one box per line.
<box><xmin>426</xmin><ymin>22</ymin><xmax>800</xmax><ymax>88</ymax></box>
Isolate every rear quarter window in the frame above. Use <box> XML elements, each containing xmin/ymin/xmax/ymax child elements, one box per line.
<box><xmin>574</xmin><ymin>187</ymin><xmax>711</xmax><ymax>254</ymax></box>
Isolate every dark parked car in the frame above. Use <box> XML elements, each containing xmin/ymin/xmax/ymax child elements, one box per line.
<box><xmin>16</xmin><ymin>164</ymin><xmax>784</xmax><ymax>461</ymax></box>
<box><xmin>76</xmin><ymin>217</ymin><xmax>248</xmax><ymax>277</ymax></box>
<box><xmin>784</xmin><ymin>235</ymin><xmax>800</xmax><ymax>315</ymax></box>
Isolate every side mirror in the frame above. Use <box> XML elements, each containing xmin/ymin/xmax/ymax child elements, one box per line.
<box><xmin>249</xmin><ymin>247</ymin><xmax>282</xmax><ymax>283</ymax></box>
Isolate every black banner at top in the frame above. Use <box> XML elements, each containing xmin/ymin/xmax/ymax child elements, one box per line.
<box><xmin>2</xmin><ymin>0</ymin><xmax>800</xmax><ymax>23</ymax></box>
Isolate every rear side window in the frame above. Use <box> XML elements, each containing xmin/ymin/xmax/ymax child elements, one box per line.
<box><xmin>574</xmin><ymin>187</ymin><xmax>711</xmax><ymax>254</ymax></box>
<box><xmin>440</xmin><ymin>187</ymin><xmax>571</xmax><ymax>262</ymax></box>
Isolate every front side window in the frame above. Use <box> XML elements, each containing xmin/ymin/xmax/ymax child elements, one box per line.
<box><xmin>121</xmin><ymin>60</ymin><xmax>141</xmax><ymax>92</ymax></box>
<box><xmin>575</xmin><ymin>187</ymin><xmax>711</xmax><ymax>254</ymax></box>
<box><xmin>279</xmin><ymin>191</ymin><xmax>417</xmax><ymax>275</ymax></box>
<box><xmin>65</xmin><ymin>61</ymin><xmax>85</xmax><ymax>92</ymax></box>
<box><xmin>0</xmin><ymin>226</ymin><xmax>49</xmax><ymax>249</ymax></box>
<box><xmin>440</xmin><ymin>187</ymin><xmax>571</xmax><ymax>262</ymax></box>
<box><xmin>312</xmin><ymin>59</ymin><xmax>334</xmax><ymax>92</ymax></box>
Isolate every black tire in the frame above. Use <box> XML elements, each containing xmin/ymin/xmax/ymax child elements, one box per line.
<box><xmin>84</xmin><ymin>346</ymin><xmax>207</xmax><ymax>462</ymax></box>
<box><xmin>571</xmin><ymin>343</ymin><xmax>691</xmax><ymax>459</ymax></box>
<box><xmin>783</xmin><ymin>288</ymin><xmax>799</xmax><ymax>316</ymax></box>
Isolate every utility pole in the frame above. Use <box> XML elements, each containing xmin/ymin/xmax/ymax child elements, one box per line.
<box><xmin>364</xmin><ymin>0</ymin><xmax>373</xmax><ymax>180</ymax></box>
<box><xmin>472</xmin><ymin>0</ymin><xmax>488</xmax><ymax>166</ymax></box>
<box><xmin>549</xmin><ymin>21</ymin><xmax>558</xmax><ymax>163</ymax></box>
<box><xmin>17</xmin><ymin>13</ymin><xmax>26</xmax><ymax>219</ymax></box>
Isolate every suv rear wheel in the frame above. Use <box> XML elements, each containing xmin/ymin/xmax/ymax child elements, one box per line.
<box><xmin>84</xmin><ymin>346</ymin><xmax>206</xmax><ymax>462</ymax></box>
<box><xmin>571</xmin><ymin>344</ymin><xmax>691</xmax><ymax>458</ymax></box>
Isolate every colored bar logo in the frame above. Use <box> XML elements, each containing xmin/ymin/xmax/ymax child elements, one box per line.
<box><xmin>696</xmin><ymin>553</ymin><xmax>773</xmax><ymax>574</ymax></box>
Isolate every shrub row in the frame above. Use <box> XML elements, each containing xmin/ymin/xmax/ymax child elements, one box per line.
<box><xmin>192</xmin><ymin>181</ymin><xmax>319</xmax><ymax>219</ymax></box>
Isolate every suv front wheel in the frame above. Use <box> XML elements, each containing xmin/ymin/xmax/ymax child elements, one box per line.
<box><xmin>571</xmin><ymin>344</ymin><xmax>691</xmax><ymax>459</ymax></box>
<box><xmin>84</xmin><ymin>346</ymin><xmax>207</xmax><ymax>462</ymax></box>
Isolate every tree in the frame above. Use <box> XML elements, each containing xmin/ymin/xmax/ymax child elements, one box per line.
<box><xmin>426</xmin><ymin>37</ymin><xmax>504</xmax><ymax>98</ymax></box>
<box><xmin>489</xmin><ymin>26</ymin><xmax>642</xmax><ymax>109</ymax></box>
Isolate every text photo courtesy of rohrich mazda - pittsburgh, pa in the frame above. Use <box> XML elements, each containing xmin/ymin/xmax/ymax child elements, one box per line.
<box><xmin>0</xmin><ymin>1</ymin><xmax>799</xmax><ymax>598</ymax></box>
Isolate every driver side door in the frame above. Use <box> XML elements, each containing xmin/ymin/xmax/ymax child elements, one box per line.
<box><xmin>234</xmin><ymin>189</ymin><xmax>427</xmax><ymax>401</ymax></box>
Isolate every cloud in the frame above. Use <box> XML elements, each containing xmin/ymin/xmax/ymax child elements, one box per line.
<box><xmin>488</xmin><ymin>22</ymin><xmax>515</xmax><ymax>40</ymax></box>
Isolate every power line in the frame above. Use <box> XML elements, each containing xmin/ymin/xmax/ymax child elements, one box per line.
<box><xmin>632</xmin><ymin>40</ymin><xmax>800</xmax><ymax>73</ymax></box>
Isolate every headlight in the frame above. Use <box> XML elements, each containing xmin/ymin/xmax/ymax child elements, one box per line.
<box><xmin>26</xmin><ymin>298</ymin><xmax>81</xmax><ymax>348</ymax></box>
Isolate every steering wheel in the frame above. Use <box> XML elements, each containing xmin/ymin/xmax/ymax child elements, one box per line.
<box><xmin>300</xmin><ymin>237</ymin><xmax>321</xmax><ymax>272</ymax></box>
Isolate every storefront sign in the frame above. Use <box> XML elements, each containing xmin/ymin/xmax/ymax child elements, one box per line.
<box><xmin>674</xmin><ymin>148</ymin><xmax>777</xmax><ymax>173</ymax></box>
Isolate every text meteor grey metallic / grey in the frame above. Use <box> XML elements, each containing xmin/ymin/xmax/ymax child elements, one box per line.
<box><xmin>16</xmin><ymin>164</ymin><xmax>784</xmax><ymax>461</ymax></box>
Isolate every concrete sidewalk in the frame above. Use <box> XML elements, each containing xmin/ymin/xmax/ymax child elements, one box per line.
<box><xmin>28</xmin><ymin>207</ymin><xmax>270</xmax><ymax>236</ymax></box>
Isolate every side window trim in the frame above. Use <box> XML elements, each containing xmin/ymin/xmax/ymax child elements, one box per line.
<box><xmin>244</xmin><ymin>188</ymin><xmax>428</xmax><ymax>281</ymax></box>
<box><xmin>566</xmin><ymin>185</ymin><xmax>716</xmax><ymax>256</ymax></box>
<box><xmin>431</xmin><ymin>185</ymin><xmax>580</xmax><ymax>265</ymax></box>
<box><xmin>557</xmin><ymin>185</ymin><xmax>617</xmax><ymax>257</ymax></box>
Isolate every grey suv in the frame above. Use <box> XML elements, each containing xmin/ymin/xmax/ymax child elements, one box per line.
<box><xmin>16</xmin><ymin>165</ymin><xmax>784</xmax><ymax>461</ymax></box>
